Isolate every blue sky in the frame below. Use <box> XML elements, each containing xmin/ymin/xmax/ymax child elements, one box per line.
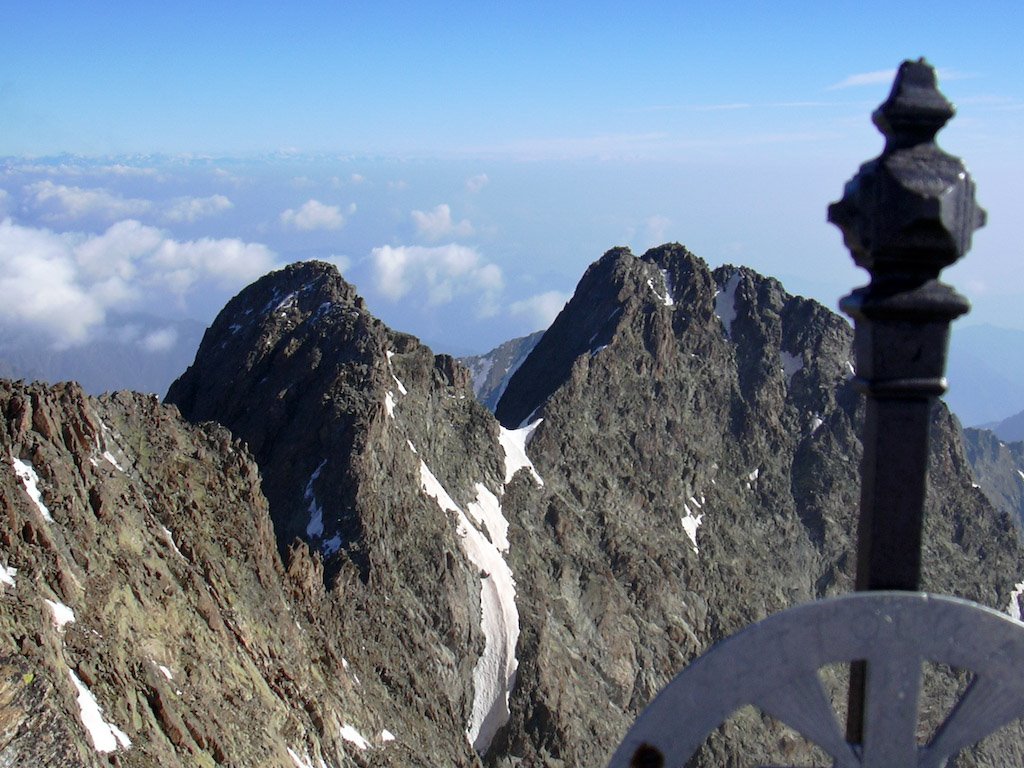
<box><xmin>1</xmin><ymin>1</ymin><xmax>1022</xmax><ymax>355</ymax></box>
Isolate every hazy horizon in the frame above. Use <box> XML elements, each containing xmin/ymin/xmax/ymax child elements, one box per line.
<box><xmin>3</xmin><ymin>2</ymin><xmax>1022</xmax><ymax>356</ymax></box>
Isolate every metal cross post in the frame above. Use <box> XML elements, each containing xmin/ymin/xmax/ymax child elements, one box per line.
<box><xmin>827</xmin><ymin>59</ymin><xmax>985</xmax><ymax>743</ymax></box>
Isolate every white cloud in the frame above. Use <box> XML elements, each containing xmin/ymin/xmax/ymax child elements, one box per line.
<box><xmin>350</xmin><ymin>173</ymin><xmax>365</xmax><ymax>184</ymax></box>
<box><xmin>0</xmin><ymin>218</ymin><xmax>276</xmax><ymax>348</ymax></box>
<box><xmin>164</xmin><ymin>194</ymin><xmax>233</xmax><ymax>223</ymax></box>
<box><xmin>140</xmin><ymin>327</ymin><xmax>178</xmax><ymax>352</ymax></box>
<box><xmin>24</xmin><ymin>180</ymin><xmax>152</xmax><ymax>221</ymax></box>
<box><xmin>280</xmin><ymin>199</ymin><xmax>348</xmax><ymax>231</ymax></box>
<box><xmin>0</xmin><ymin>219</ymin><xmax>106</xmax><ymax>346</ymax></box>
<box><xmin>370</xmin><ymin>243</ymin><xmax>503</xmax><ymax>315</ymax></box>
<box><xmin>509</xmin><ymin>291</ymin><xmax>570</xmax><ymax>330</ymax></box>
<box><xmin>826</xmin><ymin>69</ymin><xmax>896</xmax><ymax>91</ymax></box>
<box><xmin>0</xmin><ymin>188</ymin><xmax>9</xmax><ymax>215</ymax></box>
<box><xmin>411</xmin><ymin>204</ymin><xmax>473</xmax><ymax>241</ymax></box>
<box><xmin>466</xmin><ymin>173</ymin><xmax>489</xmax><ymax>193</ymax></box>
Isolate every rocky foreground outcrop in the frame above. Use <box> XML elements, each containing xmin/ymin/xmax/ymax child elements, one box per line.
<box><xmin>0</xmin><ymin>381</ymin><xmax>449</xmax><ymax>767</ymax></box>
<box><xmin>3</xmin><ymin>244</ymin><xmax>1024</xmax><ymax>766</ymax></box>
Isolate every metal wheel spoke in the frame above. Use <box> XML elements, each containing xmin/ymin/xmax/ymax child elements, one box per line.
<box><xmin>756</xmin><ymin>674</ymin><xmax>859</xmax><ymax>768</ymax></box>
<box><xmin>860</xmin><ymin>653</ymin><xmax>921</xmax><ymax>766</ymax></box>
<box><xmin>921</xmin><ymin>676</ymin><xmax>1024</xmax><ymax>768</ymax></box>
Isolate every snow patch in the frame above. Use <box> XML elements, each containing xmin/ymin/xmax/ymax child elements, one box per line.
<box><xmin>407</xmin><ymin>440</ymin><xmax>417</xmax><ymax>454</ymax></box>
<box><xmin>158</xmin><ymin>665</ymin><xmax>173</xmax><ymax>681</ymax></box>
<box><xmin>386</xmin><ymin>350</ymin><xmax>409</xmax><ymax>393</ymax></box>
<box><xmin>780</xmin><ymin>350</ymin><xmax>803</xmax><ymax>384</ymax></box>
<box><xmin>0</xmin><ymin>565</ymin><xmax>15</xmax><ymax>587</ymax></box>
<box><xmin>466</xmin><ymin>483</ymin><xmax>509</xmax><ymax>552</ymax></box>
<box><xmin>69</xmin><ymin>669</ymin><xmax>131</xmax><ymax>753</ymax></box>
<box><xmin>746</xmin><ymin>467</ymin><xmax>760</xmax><ymax>489</ymax></box>
<box><xmin>160</xmin><ymin>526</ymin><xmax>186</xmax><ymax>560</ymax></box>
<box><xmin>845</xmin><ymin>360</ymin><xmax>856</xmax><ymax>377</ymax></box>
<box><xmin>713</xmin><ymin>271</ymin><xmax>740</xmax><ymax>338</ymax></box>
<box><xmin>381</xmin><ymin>729</ymin><xmax>396</xmax><ymax>744</ymax></box>
<box><xmin>340</xmin><ymin>724</ymin><xmax>370</xmax><ymax>750</ymax></box>
<box><xmin>102</xmin><ymin>450</ymin><xmax>124</xmax><ymax>472</ymax></box>
<box><xmin>660</xmin><ymin>268</ymin><xmax>676</xmax><ymax>306</ymax></box>
<box><xmin>11</xmin><ymin>455</ymin><xmax>53</xmax><ymax>521</ymax></box>
<box><xmin>385</xmin><ymin>391</ymin><xmax>396</xmax><ymax>418</ymax></box>
<box><xmin>305</xmin><ymin>460</ymin><xmax>327</xmax><ymax>538</ymax></box>
<box><xmin>647</xmin><ymin>277</ymin><xmax>673</xmax><ymax>307</ymax></box>
<box><xmin>288</xmin><ymin>747</ymin><xmax>315</xmax><ymax>768</ymax></box>
<box><xmin>498</xmin><ymin>420</ymin><xmax>544</xmax><ymax>486</ymax></box>
<box><xmin>1009</xmin><ymin>581</ymin><xmax>1024</xmax><ymax>621</ymax></box>
<box><xmin>1017</xmin><ymin>469</ymin><xmax>1024</xmax><ymax>483</ymax></box>
<box><xmin>681</xmin><ymin>503</ymin><xmax>703</xmax><ymax>554</ymax></box>
<box><xmin>45</xmin><ymin>599</ymin><xmax>76</xmax><ymax>631</ymax></box>
<box><xmin>419</xmin><ymin>461</ymin><xmax>519</xmax><ymax>755</ymax></box>
<box><xmin>810</xmin><ymin>415</ymin><xmax>824</xmax><ymax>434</ymax></box>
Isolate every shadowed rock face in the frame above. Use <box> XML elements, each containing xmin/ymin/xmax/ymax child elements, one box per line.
<box><xmin>4</xmin><ymin>247</ymin><xmax>1023</xmax><ymax>767</ymax></box>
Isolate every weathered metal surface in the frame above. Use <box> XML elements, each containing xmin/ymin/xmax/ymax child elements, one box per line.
<box><xmin>829</xmin><ymin>59</ymin><xmax>984</xmax><ymax>597</ymax></box>
<box><xmin>828</xmin><ymin>60</ymin><xmax>985</xmax><ymax>742</ymax></box>
<box><xmin>607</xmin><ymin>592</ymin><xmax>1024</xmax><ymax>768</ymax></box>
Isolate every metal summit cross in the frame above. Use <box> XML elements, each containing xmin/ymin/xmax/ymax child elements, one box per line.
<box><xmin>608</xmin><ymin>60</ymin><xmax>1024</xmax><ymax>768</ymax></box>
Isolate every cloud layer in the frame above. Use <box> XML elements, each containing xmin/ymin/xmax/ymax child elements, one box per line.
<box><xmin>411</xmin><ymin>204</ymin><xmax>473</xmax><ymax>241</ymax></box>
<box><xmin>280</xmin><ymin>199</ymin><xmax>351</xmax><ymax>231</ymax></box>
<box><xmin>0</xmin><ymin>218</ymin><xmax>276</xmax><ymax>348</ymax></box>
<box><xmin>371</xmin><ymin>243</ymin><xmax>502</xmax><ymax>316</ymax></box>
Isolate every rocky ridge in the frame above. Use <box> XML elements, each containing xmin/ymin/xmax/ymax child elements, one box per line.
<box><xmin>2</xmin><ymin>245</ymin><xmax>1023</xmax><ymax>766</ymax></box>
<box><xmin>0</xmin><ymin>381</ymin><xmax>436</xmax><ymax>767</ymax></box>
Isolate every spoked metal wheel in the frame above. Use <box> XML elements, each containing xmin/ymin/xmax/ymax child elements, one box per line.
<box><xmin>608</xmin><ymin>592</ymin><xmax>1024</xmax><ymax>768</ymax></box>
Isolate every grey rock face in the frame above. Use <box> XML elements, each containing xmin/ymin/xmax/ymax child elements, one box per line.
<box><xmin>460</xmin><ymin>331</ymin><xmax>544</xmax><ymax>413</ymax></box>
<box><xmin>963</xmin><ymin>426</ymin><xmax>1024</xmax><ymax>534</ymax></box>
<box><xmin>494</xmin><ymin>244</ymin><xmax>1024</xmax><ymax>766</ymax></box>
<box><xmin>0</xmin><ymin>381</ymin><xmax>443</xmax><ymax>767</ymax></box>
<box><xmin>5</xmin><ymin>245</ymin><xmax>1021</xmax><ymax>767</ymax></box>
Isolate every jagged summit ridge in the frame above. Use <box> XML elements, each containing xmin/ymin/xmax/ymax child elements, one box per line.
<box><xmin>8</xmin><ymin>247</ymin><xmax>1020</xmax><ymax>766</ymax></box>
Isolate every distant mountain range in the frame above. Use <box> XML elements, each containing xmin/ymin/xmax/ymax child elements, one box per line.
<box><xmin>1</xmin><ymin>244</ymin><xmax>1021</xmax><ymax>765</ymax></box>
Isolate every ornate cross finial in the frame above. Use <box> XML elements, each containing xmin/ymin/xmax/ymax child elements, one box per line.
<box><xmin>828</xmin><ymin>59</ymin><xmax>985</xmax><ymax>745</ymax></box>
<box><xmin>829</xmin><ymin>58</ymin><xmax>985</xmax><ymax>280</ymax></box>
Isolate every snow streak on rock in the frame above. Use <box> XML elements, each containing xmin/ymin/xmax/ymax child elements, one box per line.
<box><xmin>418</xmin><ymin>460</ymin><xmax>519</xmax><ymax>754</ymax></box>
<box><xmin>340</xmin><ymin>723</ymin><xmax>370</xmax><ymax>750</ymax></box>
<box><xmin>10</xmin><ymin>454</ymin><xmax>53</xmax><ymax>521</ymax></box>
<box><xmin>0</xmin><ymin>565</ymin><xmax>15</xmax><ymax>587</ymax></box>
<box><xmin>44</xmin><ymin>598</ymin><xmax>75</xmax><ymax>631</ymax></box>
<box><xmin>498</xmin><ymin>420</ymin><xmax>544</xmax><ymax>486</ymax></box>
<box><xmin>680</xmin><ymin>494</ymin><xmax>705</xmax><ymax>554</ymax></box>
<box><xmin>69</xmin><ymin>670</ymin><xmax>132</xmax><ymax>753</ymax></box>
<box><xmin>1008</xmin><ymin>580</ymin><xmax>1024</xmax><ymax>620</ymax></box>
